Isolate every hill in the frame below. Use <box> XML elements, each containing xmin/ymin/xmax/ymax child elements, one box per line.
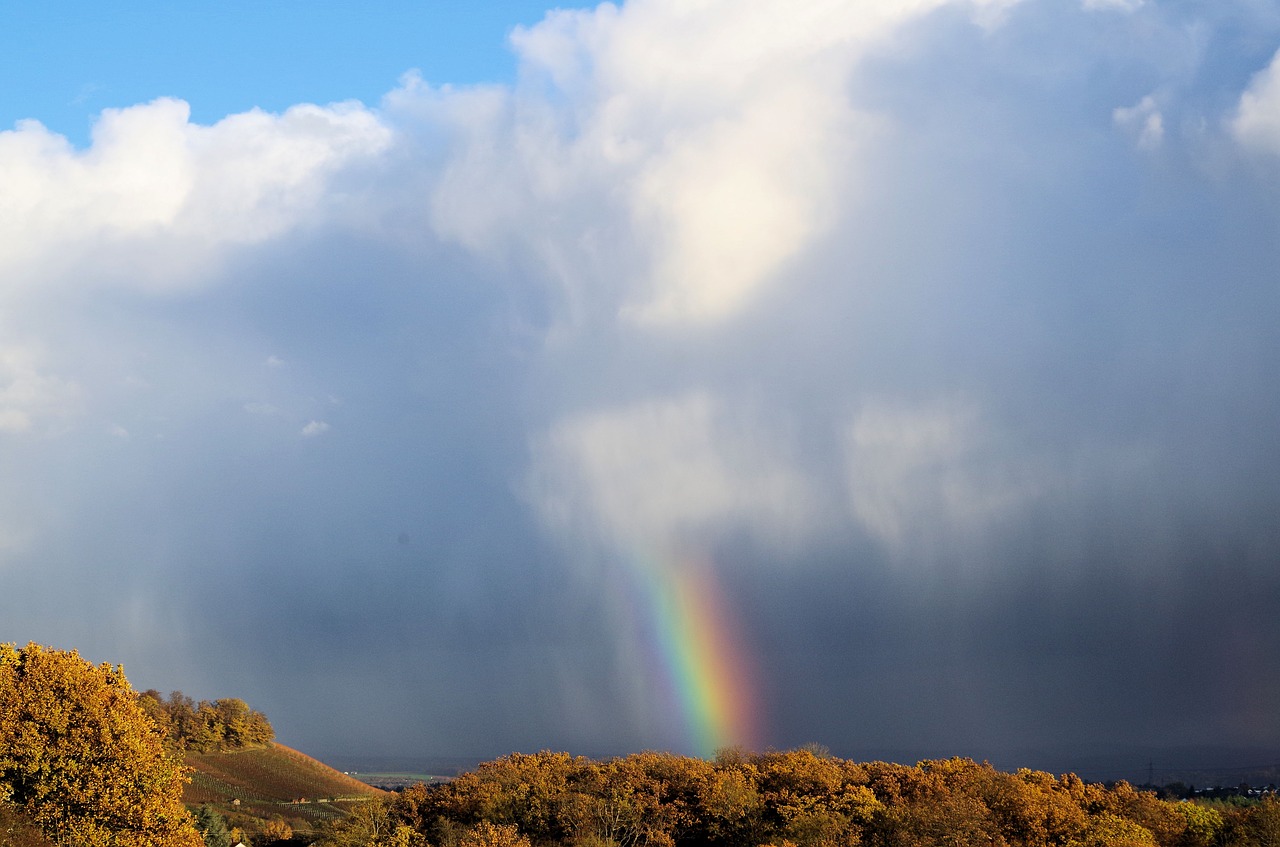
<box><xmin>184</xmin><ymin>742</ymin><xmax>383</xmax><ymax>836</ymax></box>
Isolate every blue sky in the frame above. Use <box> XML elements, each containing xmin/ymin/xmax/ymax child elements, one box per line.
<box><xmin>0</xmin><ymin>1</ymin><xmax>561</xmax><ymax>145</ymax></box>
<box><xmin>3</xmin><ymin>0</ymin><xmax>1280</xmax><ymax>774</ymax></box>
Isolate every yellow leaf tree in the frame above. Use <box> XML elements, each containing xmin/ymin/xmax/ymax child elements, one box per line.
<box><xmin>0</xmin><ymin>643</ymin><xmax>202</xmax><ymax>847</ymax></box>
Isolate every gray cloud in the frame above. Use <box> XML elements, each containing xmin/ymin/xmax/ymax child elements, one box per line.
<box><xmin>2</xmin><ymin>0</ymin><xmax>1280</xmax><ymax>771</ymax></box>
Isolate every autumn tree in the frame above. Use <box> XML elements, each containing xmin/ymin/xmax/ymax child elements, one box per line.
<box><xmin>697</xmin><ymin>763</ymin><xmax>764</xmax><ymax>845</ymax></box>
<box><xmin>196</xmin><ymin>698</ymin><xmax>274</xmax><ymax>751</ymax></box>
<box><xmin>136</xmin><ymin>691</ymin><xmax>274</xmax><ymax>753</ymax></box>
<box><xmin>411</xmin><ymin>751</ymin><xmax>590</xmax><ymax>843</ymax></box>
<box><xmin>754</xmin><ymin>748</ymin><xmax>872</xmax><ymax>846</ymax></box>
<box><xmin>1243</xmin><ymin>799</ymin><xmax>1280</xmax><ymax>847</ymax></box>
<box><xmin>260</xmin><ymin>815</ymin><xmax>294</xmax><ymax>845</ymax></box>
<box><xmin>315</xmin><ymin>798</ymin><xmax>427</xmax><ymax>847</ymax></box>
<box><xmin>1078</xmin><ymin>812</ymin><xmax>1158</xmax><ymax>847</ymax></box>
<box><xmin>458</xmin><ymin>820</ymin><xmax>531</xmax><ymax>847</ymax></box>
<box><xmin>0</xmin><ymin>642</ymin><xmax>202</xmax><ymax>847</ymax></box>
<box><xmin>1174</xmin><ymin>802</ymin><xmax>1223</xmax><ymax>847</ymax></box>
<box><xmin>1101</xmin><ymin>782</ymin><xmax>1187</xmax><ymax>847</ymax></box>
<box><xmin>339</xmin><ymin>748</ymin><xmax>1248</xmax><ymax>847</ymax></box>
<box><xmin>137</xmin><ymin>691</ymin><xmax>175</xmax><ymax>741</ymax></box>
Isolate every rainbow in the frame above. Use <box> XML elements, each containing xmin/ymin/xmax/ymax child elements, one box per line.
<box><xmin>626</xmin><ymin>550</ymin><xmax>764</xmax><ymax>758</ymax></box>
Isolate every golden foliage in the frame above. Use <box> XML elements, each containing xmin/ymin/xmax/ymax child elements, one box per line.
<box><xmin>459</xmin><ymin>820</ymin><xmax>533</xmax><ymax>847</ymax></box>
<box><xmin>136</xmin><ymin>690</ymin><xmax>274</xmax><ymax>753</ymax></box>
<box><xmin>0</xmin><ymin>642</ymin><xmax>202</xmax><ymax>847</ymax></box>
<box><xmin>261</xmin><ymin>814</ymin><xmax>293</xmax><ymax>843</ymax></box>
<box><xmin>356</xmin><ymin>750</ymin><xmax>1240</xmax><ymax>847</ymax></box>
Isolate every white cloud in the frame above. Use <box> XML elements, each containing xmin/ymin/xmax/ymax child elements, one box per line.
<box><xmin>1114</xmin><ymin>94</ymin><xmax>1164</xmax><ymax>149</ymax></box>
<box><xmin>1082</xmin><ymin>0</ymin><xmax>1144</xmax><ymax>11</ymax></box>
<box><xmin>419</xmin><ymin>0</ymin><xmax>1025</xmax><ymax>326</ymax></box>
<box><xmin>301</xmin><ymin>420</ymin><xmax>331</xmax><ymax>437</ymax></box>
<box><xmin>0</xmin><ymin>98</ymin><xmax>392</xmax><ymax>293</ymax></box>
<box><xmin>527</xmin><ymin>392</ymin><xmax>815</xmax><ymax>548</ymax></box>
<box><xmin>1233</xmin><ymin>49</ymin><xmax>1280</xmax><ymax>154</ymax></box>
<box><xmin>623</xmin><ymin>81</ymin><xmax>859</xmax><ymax>323</ymax></box>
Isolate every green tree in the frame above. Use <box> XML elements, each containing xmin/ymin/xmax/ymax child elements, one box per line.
<box><xmin>193</xmin><ymin>806</ymin><xmax>232</xmax><ymax>847</ymax></box>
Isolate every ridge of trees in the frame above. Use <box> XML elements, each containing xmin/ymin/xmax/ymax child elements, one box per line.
<box><xmin>316</xmin><ymin>749</ymin><xmax>1280</xmax><ymax>847</ymax></box>
<box><xmin>137</xmin><ymin>690</ymin><xmax>274</xmax><ymax>754</ymax></box>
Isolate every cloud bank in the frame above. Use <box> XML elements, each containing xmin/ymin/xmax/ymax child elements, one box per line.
<box><xmin>3</xmin><ymin>0</ymin><xmax>1280</xmax><ymax>766</ymax></box>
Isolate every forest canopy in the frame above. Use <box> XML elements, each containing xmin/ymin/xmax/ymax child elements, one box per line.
<box><xmin>318</xmin><ymin>749</ymin><xmax>1280</xmax><ymax>847</ymax></box>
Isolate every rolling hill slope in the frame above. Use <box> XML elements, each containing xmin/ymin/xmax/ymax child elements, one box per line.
<box><xmin>184</xmin><ymin>742</ymin><xmax>383</xmax><ymax>833</ymax></box>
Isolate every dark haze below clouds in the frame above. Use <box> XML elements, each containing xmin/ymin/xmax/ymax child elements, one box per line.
<box><xmin>2</xmin><ymin>0</ymin><xmax>1280</xmax><ymax>776</ymax></box>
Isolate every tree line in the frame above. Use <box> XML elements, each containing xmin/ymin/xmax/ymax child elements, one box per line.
<box><xmin>7</xmin><ymin>640</ymin><xmax>1280</xmax><ymax>847</ymax></box>
<box><xmin>316</xmin><ymin>748</ymin><xmax>1280</xmax><ymax>847</ymax></box>
<box><xmin>137</xmin><ymin>689</ymin><xmax>275</xmax><ymax>753</ymax></box>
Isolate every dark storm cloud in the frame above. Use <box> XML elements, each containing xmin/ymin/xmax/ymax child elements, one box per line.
<box><xmin>2</xmin><ymin>0</ymin><xmax>1280</xmax><ymax>769</ymax></box>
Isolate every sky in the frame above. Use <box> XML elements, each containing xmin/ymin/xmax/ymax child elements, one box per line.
<box><xmin>3</xmin><ymin>0</ymin><xmax>1280</xmax><ymax>776</ymax></box>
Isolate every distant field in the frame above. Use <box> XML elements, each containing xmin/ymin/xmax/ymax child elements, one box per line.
<box><xmin>346</xmin><ymin>771</ymin><xmax>451</xmax><ymax>790</ymax></box>
<box><xmin>184</xmin><ymin>742</ymin><xmax>383</xmax><ymax>833</ymax></box>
